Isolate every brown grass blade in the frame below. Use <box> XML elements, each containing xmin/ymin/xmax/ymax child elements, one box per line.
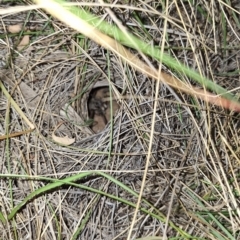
<box><xmin>34</xmin><ymin>0</ymin><xmax>240</xmax><ymax>112</ymax></box>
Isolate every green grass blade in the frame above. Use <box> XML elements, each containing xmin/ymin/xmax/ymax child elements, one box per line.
<box><xmin>52</xmin><ymin>0</ymin><xmax>239</xmax><ymax>102</ymax></box>
<box><xmin>2</xmin><ymin>172</ymin><xmax>192</xmax><ymax>238</ymax></box>
<box><xmin>187</xmin><ymin>190</ymin><xmax>235</xmax><ymax>240</ymax></box>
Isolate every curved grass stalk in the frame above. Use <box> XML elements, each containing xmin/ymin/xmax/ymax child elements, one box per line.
<box><xmin>33</xmin><ymin>0</ymin><xmax>240</xmax><ymax>113</ymax></box>
<box><xmin>0</xmin><ymin>172</ymin><xmax>193</xmax><ymax>239</ymax></box>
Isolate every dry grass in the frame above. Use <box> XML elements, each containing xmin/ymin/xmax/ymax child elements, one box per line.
<box><xmin>0</xmin><ymin>0</ymin><xmax>240</xmax><ymax>239</ymax></box>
